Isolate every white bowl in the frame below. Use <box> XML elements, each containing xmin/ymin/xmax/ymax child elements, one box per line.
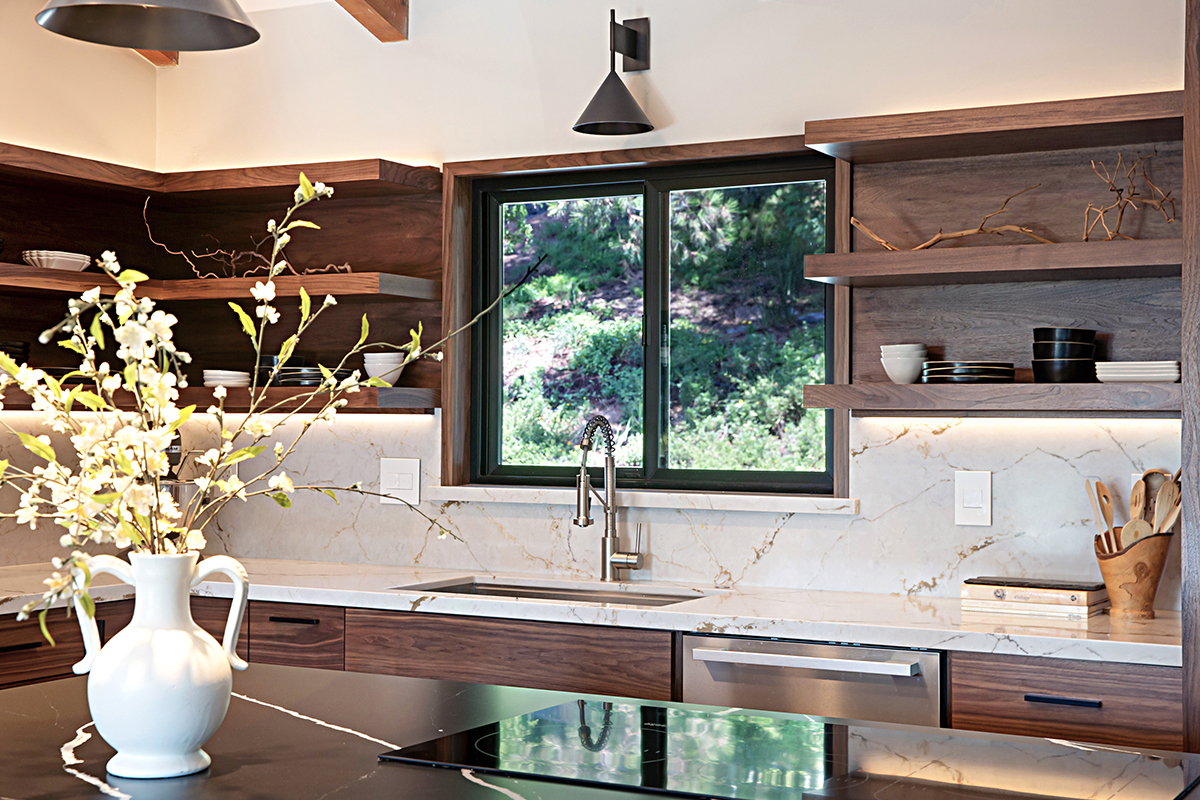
<box><xmin>880</xmin><ymin>343</ymin><xmax>927</xmax><ymax>354</ymax></box>
<box><xmin>881</xmin><ymin>357</ymin><xmax>923</xmax><ymax>384</ymax></box>
<box><xmin>364</xmin><ymin>362</ymin><xmax>406</xmax><ymax>382</ymax></box>
<box><xmin>363</xmin><ymin>354</ymin><xmax>406</xmax><ymax>361</ymax></box>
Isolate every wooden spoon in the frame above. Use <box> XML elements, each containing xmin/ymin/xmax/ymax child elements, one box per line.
<box><xmin>1086</xmin><ymin>479</ymin><xmax>1109</xmax><ymax>552</ymax></box>
<box><xmin>1158</xmin><ymin>495</ymin><xmax>1182</xmax><ymax>534</ymax></box>
<box><xmin>1129</xmin><ymin>479</ymin><xmax>1146</xmax><ymax>524</ymax></box>
<box><xmin>1121</xmin><ymin>518</ymin><xmax>1154</xmax><ymax>549</ymax></box>
<box><xmin>1095</xmin><ymin>480</ymin><xmax>1117</xmax><ymax>553</ymax></box>
<box><xmin>1142</xmin><ymin>469</ymin><xmax>1170</xmax><ymax>523</ymax></box>
<box><xmin>1154</xmin><ymin>480</ymin><xmax>1180</xmax><ymax>534</ymax></box>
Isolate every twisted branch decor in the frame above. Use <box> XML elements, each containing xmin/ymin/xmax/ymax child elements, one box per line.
<box><xmin>850</xmin><ymin>185</ymin><xmax>1053</xmax><ymax>251</ymax></box>
<box><xmin>1083</xmin><ymin>150</ymin><xmax>1176</xmax><ymax>242</ymax></box>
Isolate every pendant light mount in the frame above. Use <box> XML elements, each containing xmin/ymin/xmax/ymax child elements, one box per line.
<box><xmin>573</xmin><ymin>9</ymin><xmax>654</xmax><ymax>136</ymax></box>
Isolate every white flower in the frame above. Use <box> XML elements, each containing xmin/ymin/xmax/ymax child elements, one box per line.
<box><xmin>251</xmin><ymin>281</ymin><xmax>276</xmax><ymax>303</ymax></box>
<box><xmin>255</xmin><ymin>304</ymin><xmax>281</xmax><ymax>324</ymax></box>
<box><xmin>216</xmin><ymin>474</ymin><xmax>247</xmax><ymax>500</ymax></box>
<box><xmin>145</xmin><ymin>310</ymin><xmax>177</xmax><ymax>341</ymax></box>
<box><xmin>81</xmin><ymin>287</ymin><xmax>101</xmax><ymax>304</ymax></box>
<box><xmin>100</xmin><ymin>251</ymin><xmax>119</xmax><ymax>273</ymax></box>
<box><xmin>194</xmin><ymin>476</ymin><xmax>212</xmax><ymax>492</ymax></box>
<box><xmin>184</xmin><ymin>530</ymin><xmax>207</xmax><ymax>551</ymax></box>
<box><xmin>196</xmin><ymin>448</ymin><xmax>220</xmax><ymax>467</ymax></box>
<box><xmin>244</xmin><ymin>415</ymin><xmax>273</xmax><ymax>438</ymax></box>
<box><xmin>268</xmin><ymin>472</ymin><xmax>294</xmax><ymax>493</ymax></box>
<box><xmin>323</xmin><ymin>295</ymin><xmax>337</xmax><ymax>307</ymax></box>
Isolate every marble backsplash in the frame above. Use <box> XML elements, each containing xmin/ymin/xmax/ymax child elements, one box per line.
<box><xmin>0</xmin><ymin>410</ymin><xmax>1183</xmax><ymax>607</ymax></box>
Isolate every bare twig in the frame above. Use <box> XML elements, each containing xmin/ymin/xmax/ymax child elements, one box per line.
<box><xmin>1083</xmin><ymin>149</ymin><xmax>1176</xmax><ymax>241</ymax></box>
<box><xmin>851</xmin><ymin>185</ymin><xmax>1051</xmax><ymax>251</ymax></box>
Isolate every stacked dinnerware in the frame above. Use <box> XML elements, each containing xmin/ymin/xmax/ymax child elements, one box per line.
<box><xmin>880</xmin><ymin>343</ymin><xmax>925</xmax><ymax>384</ymax></box>
<box><xmin>22</xmin><ymin>250</ymin><xmax>91</xmax><ymax>271</ymax></box>
<box><xmin>1095</xmin><ymin>361</ymin><xmax>1180</xmax><ymax>383</ymax></box>
<box><xmin>363</xmin><ymin>352</ymin><xmax>407</xmax><ymax>383</ymax></box>
<box><xmin>203</xmin><ymin>370</ymin><xmax>250</xmax><ymax>388</ymax></box>
<box><xmin>1032</xmin><ymin>327</ymin><xmax>1096</xmax><ymax>383</ymax></box>
<box><xmin>922</xmin><ymin>361</ymin><xmax>1015</xmax><ymax>383</ymax></box>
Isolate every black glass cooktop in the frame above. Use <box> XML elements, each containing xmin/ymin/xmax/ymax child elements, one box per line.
<box><xmin>379</xmin><ymin>699</ymin><xmax>1200</xmax><ymax>800</ymax></box>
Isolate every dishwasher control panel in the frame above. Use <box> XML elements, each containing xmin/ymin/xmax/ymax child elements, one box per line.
<box><xmin>682</xmin><ymin>634</ymin><xmax>944</xmax><ymax>727</ymax></box>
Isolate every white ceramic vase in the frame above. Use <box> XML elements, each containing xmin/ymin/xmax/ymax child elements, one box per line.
<box><xmin>73</xmin><ymin>551</ymin><xmax>249</xmax><ymax>779</ymax></box>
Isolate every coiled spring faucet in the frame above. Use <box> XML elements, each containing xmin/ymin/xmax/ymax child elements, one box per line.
<box><xmin>572</xmin><ymin>415</ymin><xmax>643</xmax><ymax>582</ymax></box>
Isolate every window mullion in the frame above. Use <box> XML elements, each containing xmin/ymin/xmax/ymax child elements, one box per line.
<box><xmin>642</xmin><ymin>182</ymin><xmax>667</xmax><ymax>480</ymax></box>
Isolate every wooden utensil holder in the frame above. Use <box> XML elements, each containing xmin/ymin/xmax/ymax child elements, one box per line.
<box><xmin>1094</xmin><ymin>531</ymin><xmax>1172</xmax><ymax>619</ymax></box>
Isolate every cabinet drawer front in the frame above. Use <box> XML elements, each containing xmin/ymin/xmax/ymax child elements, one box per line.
<box><xmin>345</xmin><ymin>610</ymin><xmax>673</xmax><ymax>700</ymax></box>
<box><xmin>949</xmin><ymin>652</ymin><xmax>1182</xmax><ymax>751</ymax></box>
<box><xmin>249</xmin><ymin>601</ymin><xmax>344</xmax><ymax>670</ymax></box>
<box><xmin>0</xmin><ymin>612</ymin><xmax>87</xmax><ymax>687</ymax></box>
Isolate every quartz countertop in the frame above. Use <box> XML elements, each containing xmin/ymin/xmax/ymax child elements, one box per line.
<box><xmin>0</xmin><ymin>558</ymin><xmax>1182</xmax><ymax>667</ymax></box>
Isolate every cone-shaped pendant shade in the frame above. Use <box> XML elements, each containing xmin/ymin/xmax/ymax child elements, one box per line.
<box><xmin>573</xmin><ymin>70</ymin><xmax>654</xmax><ymax>136</ymax></box>
<box><xmin>36</xmin><ymin>0</ymin><xmax>260</xmax><ymax>51</ymax></box>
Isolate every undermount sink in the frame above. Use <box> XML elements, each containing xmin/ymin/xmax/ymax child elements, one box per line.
<box><xmin>393</xmin><ymin>578</ymin><xmax>711</xmax><ymax>607</ymax></box>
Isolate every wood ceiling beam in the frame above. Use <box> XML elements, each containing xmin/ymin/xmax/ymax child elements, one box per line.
<box><xmin>334</xmin><ymin>0</ymin><xmax>408</xmax><ymax>42</ymax></box>
<box><xmin>135</xmin><ymin>50</ymin><xmax>179</xmax><ymax>67</ymax></box>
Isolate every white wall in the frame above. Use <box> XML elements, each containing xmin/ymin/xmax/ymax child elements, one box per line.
<box><xmin>154</xmin><ymin>0</ymin><xmax>1185</xmax><ymax>171</ymax></box>
<box><xmin>0</xmin><ymin>0</ymin><xmax>156</xmax><ymax>168</ymax></box>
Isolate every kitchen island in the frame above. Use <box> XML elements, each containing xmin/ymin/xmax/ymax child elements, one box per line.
<box><xmin>2</xmin><ymin>663</ymin><xmax>1197</xmax><ymax>799</ymax></box>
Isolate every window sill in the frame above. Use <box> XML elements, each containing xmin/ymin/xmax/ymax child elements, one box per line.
<box><xmin>424</xmin><ymin>485</ymin><xmax>859</xmax><ymax>515</ymax></box>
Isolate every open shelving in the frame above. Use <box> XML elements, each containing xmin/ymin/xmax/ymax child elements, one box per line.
<box><xmin>802</xmin><ymin>383</ymin><xmax>1181</xmax><ymax>417</ymax></box>
<box><xmin>0</xmin><ymin>385</ymin><xmax>440</xmax><ymax>415</ymax></box>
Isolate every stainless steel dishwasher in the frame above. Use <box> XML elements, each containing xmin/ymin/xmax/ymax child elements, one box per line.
<box><xmin>682</xmin><ymin>634</ymin><xmax>943</xmax><ymax>727</ymax></box>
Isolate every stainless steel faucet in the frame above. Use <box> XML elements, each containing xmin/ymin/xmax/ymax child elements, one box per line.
<box><xmin>571</xmin><ymin>415</ymin><xmax>643</xmax><ymax>582</ymax></box>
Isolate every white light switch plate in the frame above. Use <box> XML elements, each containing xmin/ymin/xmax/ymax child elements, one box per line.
<box><xmin>380</xmin><ymin>458</ymin><xmax>420</xmax><ymax>505</ymax></box>
<box><xmin>955</xmin><ymin>471</ymin><xmax>991</xmax><ymax>526</ymax></box>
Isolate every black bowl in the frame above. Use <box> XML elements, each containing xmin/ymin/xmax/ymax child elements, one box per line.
<box><xmin>1033</xmin><ymin>341</ymin><xmax>1095</xmax><ymax>360</ymax></box>
<box><xmin>1032</xmin><ymin>358</ymin><xmax>1096</xmax><ymax>383</ymax></box>
<box><xmin>1033</xmin><ymin>327</ymin><xmax>1096</xmax><ymax>344</ymax></box>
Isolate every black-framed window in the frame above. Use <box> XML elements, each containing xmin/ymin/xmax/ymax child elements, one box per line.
<box><xmin>471</xmin><ymin>155</ymin><xmax>836</xmax><ymax>494</ymax></box>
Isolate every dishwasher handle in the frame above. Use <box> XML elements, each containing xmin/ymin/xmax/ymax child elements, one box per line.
<box><xmin>691</xmin><ymin>646</ymin><xmax>921</xmax><ymax>677</ymax></box>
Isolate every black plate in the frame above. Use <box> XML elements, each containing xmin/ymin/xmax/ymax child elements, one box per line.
<box><xmin>922</xmin><ymin>375</ymin><xmax>1015</xmax><ymax>383</ymax></box>
<box><xmin>923</xmin><ymin>367</ymin><xmax>1015</xmax><ymax>376</ymax></box>
<box><xmin>922</xmin><ymin>361</ymin><xmax>1014</xmax><ymax>369</ymax></box>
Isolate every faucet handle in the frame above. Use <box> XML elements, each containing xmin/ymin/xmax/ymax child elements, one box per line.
<box><xmin>634</xmin><ymin>523</ymin><xmax>643</xmax><ymax>553</ymax></box>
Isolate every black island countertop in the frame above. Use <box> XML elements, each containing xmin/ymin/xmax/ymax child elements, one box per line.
<box><xmin>3</xmin><ymin>664</ymin><xmax>1198</xmax><ymax>800</ymax></box>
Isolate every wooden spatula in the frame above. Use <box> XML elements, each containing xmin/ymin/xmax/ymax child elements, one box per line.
<box><xmin>1095</xmin><ymin>480</ymin><xmax>1117</xmax><ymax>553</ymax></box>
<box><xmin>1130</xmin><ymin>479</ymin><xmax>1146</xmax><ymax>524</ymax></box>
<box><xmin>1086</xmin><ymin>479</ymin><xmax>1109</xmax><ymax>552</ymax></box>
<box><xmin>1154</xmin><ymin>480</ymin><xmax>1180</xmax><ymax>534</ymax></box>
<box><xmin>1158</xmin><ymin>495</ymin><xmax>1182</xmax><ymax>534</ymax></box>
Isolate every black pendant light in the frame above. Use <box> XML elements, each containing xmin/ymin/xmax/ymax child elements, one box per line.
<box><xmin>36</xmin><ymin>0</ymin><xmax>260</xmax><ymax>52</ymax></box>
<box><xmin>573</xmin><ymin>10</ymin><xmax>653</xmax><ymax>136</ymax></box>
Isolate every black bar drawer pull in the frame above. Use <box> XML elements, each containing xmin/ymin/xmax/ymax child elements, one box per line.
<box><xmin>1024</xmin><ymin>693</ymin><xmax>1102</xmax><ymax>709</ymax></box>
<box><xmin>0</xmin><ymin>641</ymin><xmax>43</xmax><ymax>655</ymax></box>
<box><xmin>268</xmin><ymin>616</ymin><xmax>320</xmax><ymax>626</ymax></box>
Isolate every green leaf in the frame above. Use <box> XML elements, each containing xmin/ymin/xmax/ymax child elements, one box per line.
<box><xmin>283</xmin><ymin>219</ymin><xmax>321</xmax><ymax>232</ymax></box>
<box><xmin>228</xmin><ymin>302</ymin><xmax>257</xmax><ymax>340</ymax></box>
<box><xmin>271</xmin><ymin>492</ymin><xmax>293</xmax><ymax>508</ymax></box>
<box><xmin>357</xmin><ymin>314</ymin><xmax>369</xmax><ymax>347</ymax></box>
<box><xmin>114</xmin><ymin>269</ymin><xmax>149</xmax><ymax>285</ymax></box>
<box><xmin>89</xmin><ymin>312</ymin><xmax>106</xmax><ymax>349</ymax></box>
<box><xmin>41</xmin><ymin>373</ymin><xmax>62</xmax><ymax>398</ymax></box>
<box><xmin>90</xmin><ymin>492</ymin><xmax>123</xmax><ymax>504</ymax></box>
<box><xmin>119</xmin><ymin>519</ymin><xmax>144</xmax><ymax>547</ymax></box>
<box><xmin>278</xmin><ymin>336</ymin><xmax>297</xmax><ymax>366</ymax></box>
<box><xmin>57</xmin><ymin>339</ymin><xmax>85</xmax><ymax>355</ymax></box>
<box><xmin>38</xmin><ymin>609</ymin><xmax>56</xmax><ymax>647</ymax></box>
<box><xmin>298</xmin><ymin>287</ymin><xmax>311</xmax><ymax>324</ymax></box>
<box><xmin>322</xmin><ymin>489</ymin><xmax>340</xmax><ymax>505</ymax></box>
<box><xmin>318</xmin><ymin>364</ymin><xmax>333</xmax><ymax>382</ymax></box>
<box><xmin>224</xmin><ymin>445</ymin><xmax>266</xmax><ymax>465</ymax></box>
<box><xmin>123</xmin><ymin>363</ymin><xmax>138</xmax><ymax>389</ymax></box>
<box><xmin>169</xmin><ymin>405</ymin><xmax>195</xmax><ymax>433</ymax></box>
<box><xmin>114</xmin><ymin>448</ymin><xmax>134</xmax><ymax>475</ymax></box>
<box><xmin>18</xmin><ymin>432</ymin><xmax>55</xmax><ymax>462</ymax></box>
<box><xmin>63</xmin><ymin>385</ymin><xmax>77</xmax><ymax>414</ymax></box>
<box><xmin>299</xmin><ymin>172</ymin><xmax>315</xmax><ymax>200</ymax></box>
<box><xmin>0</xmin><ymin>459</ymin><xmax>9</xmax><ymax>482</ymax></box>
<box><xmin>363</xmin><ymin>376</ymin><xmax>391</xmax><ymax>387</ymax></box>
<box><xmin>73</xmin><ymin>390</ymin><xmax>107</xmax><ymax>411</ymax></box>
<box><xmin>78</xmin><ymin>592</ymin><xmax>95</xmax><ymax>620</ymax></box>
<box><xmin>0</xmin><ymin>351</ymin><xmax>18</xmax><ymax>377</ymax></box>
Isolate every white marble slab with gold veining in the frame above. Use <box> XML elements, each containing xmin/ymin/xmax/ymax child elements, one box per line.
<box><xmin>1</xmin><ymin>558</ymin><xmax>1180</xmax><ymax>667</ymax></box>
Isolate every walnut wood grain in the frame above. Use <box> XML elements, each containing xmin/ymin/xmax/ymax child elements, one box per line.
<box><xmin>0</xmin><ymin>609</ymin><xmax>88</xmax><ymax>688</ymax></box>
<box><xmin>806</xmin><ymin>92</ymin><xmax>1183</xmax><ymax>163</ymax></box>
<box><xmin>248</xmin><ymin>601</ymin><xmax>345</xmax><ymax>670</ymax></box>
<box><xmin>191</xmin><ymin>596</ymin><xmax>249</xmax><ymax>661</ymax></box>
<box><xmin>807</xmin><ymin>239</ymin><xmax>1183</xmax><ymax>287</ymax></box>
<box><xmin>161</xmin><ymin>158</ymin><xmax>439</xmax><ymax>199</ymax></box>
<box><xmin>135</xmin><ymin>50</ymin><xmax>179</xmax><ymax>67</ymax></box>
<box><xmin>803</xmin><ymin>383</ymin><xmax>1182</xmax><ymax>413</ymax></box>
<box><xmin>949</xmin><ymin>651</ymin><xmax>1183</xmax><ymax>751</ymax></box>
<box><xmin>831</xmin><ymin>159</ymin><xmax>852</xmax><ymax>498</ymax></box>
<box><xmin>443</xmin><ymin>136</ymin><xmax>811</xmax><ymax>178</ymax></box>
<box><xmin>851</xmin><ymin>277</ymin><xmax>1180</xmax><ymax>383</ymax></box>
<box><xmin>0</xmin><ymin>141</ymin><xmax>162</xmax><ymax>193</ymax></box>
<box><xmin>344</xmin><ymin>609</ymin><xmax>674</xmax><ymax>700</ymax></box>
<box><xmin>440</xmin><ymin>166</ymin><xmax>473</xmax><ymax>486</ymax></box>
<box><xmin>1182</xmin><ymin>0</ymin><xmax>1200</xmax><ymax>752</ymax></box>
<box><xmin>334</xmin><ymin>0</ymin><xmax>408</xmax><ymax>42</ymax></box>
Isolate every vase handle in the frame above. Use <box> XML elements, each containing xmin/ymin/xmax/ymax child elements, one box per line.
<box><xmin>194</xmin><ymin>555</ymin><xmax>250</xmax><ymax>671</ymax></box>
<box><xmin>72</xmin><ymin>555</ymin><xmax>136</xmax><ymax>675</ymax></box>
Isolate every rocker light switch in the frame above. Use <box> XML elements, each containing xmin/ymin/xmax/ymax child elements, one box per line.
<box><xmin>955</xmin><ymin>471</ymin><xmax>991</xmax><ymax>526</ymax></box>
<box><xmin>380</xmin><ymin>458</ymin><xmax>420</xmax><ymax>505</ymax></box>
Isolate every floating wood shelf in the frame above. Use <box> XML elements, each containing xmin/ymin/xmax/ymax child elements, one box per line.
<box><xmin>0</xmin><ymin>385</ymin><xmax>440</xmax><ymax>415</ymax></box>
<box><xmin>0</xmin><ymin>142</ymin><xmax>441</xmax><ymax>199</ymax></box>
<box><xmin>804</xmin><ymin>239</ymin><xmax>1183</xmax><ymax>287</ymax></box>
<box><xmin>0</xmin><ymin>265</ymin><xmax>440</xmax><ymax>302</ymax></box>
<box><xmin>804</xmin><ymin>91</ymin><xmax>1183</xmax><ymax>163</ymax></box>
<box><xmin>803</xmin><ymin>383</ymin><xmax>1181</xmax><ymax>415</ymax></box>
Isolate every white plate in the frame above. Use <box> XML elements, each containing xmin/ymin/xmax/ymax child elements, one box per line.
<box><xmin>1095</xmin><ymin>370</ymin><xmax>1180</xmax><ymax>377</ymax></box>
<box><xmin>1097</xmin><ymin>377</ymin><xmax>1179</xmax><ymax>383</ymax></box>
<box><xmin>204</xmin><ymin>382</ymin><xmax>250</xmax><ymax>388</ymax></box>
<box><xmin>1097</xmin><ymin>361</ymin><xmax>1180</xmax><ymax>368</ymax></box>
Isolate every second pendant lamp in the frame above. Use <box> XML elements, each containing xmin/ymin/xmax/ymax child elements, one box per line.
<box><xmin>35</xmin><ymin>0</ymin><xmax>260</xmax><ymax>52</ymax></box>
<box><xmin>573</xmin><ymin>10</ymin><xmax>654</xmax><ymax>136</ymax></box>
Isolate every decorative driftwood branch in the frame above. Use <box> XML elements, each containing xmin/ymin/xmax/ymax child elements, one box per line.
<box><xmin>851</xmin><ymin>185</ymin><xmax>1053</xmax><ymax>251</ymax></box>
<box><xmin>142</xmin><ymin>199</ymin><xmax>354</xmax><ymax>279</ymax></box>
<box><xmin>1083</xmin><ymin>149</ymin><xmax>1177</xmax><ymax>242</ymax></box>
